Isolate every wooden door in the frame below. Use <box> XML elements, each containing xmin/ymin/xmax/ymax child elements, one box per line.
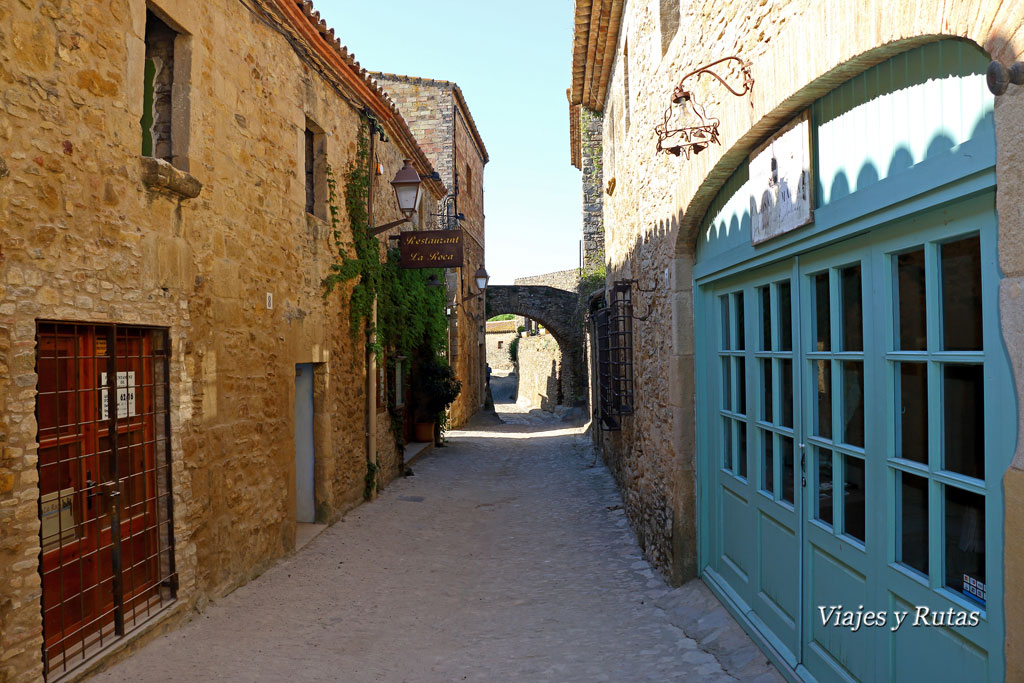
<box><xmin>37</xmin><ymin>324</ymin><xmax>175</xmax><ymax>678</ymax></box>
<box><xmin>37</xmin><ymin>328</ymin><xmax>114</xmax><ymax>665</ymax></box>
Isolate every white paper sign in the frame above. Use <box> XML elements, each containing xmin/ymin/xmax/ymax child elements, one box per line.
<box><xmin>40</xmin><ymin>487</ymin><xmax>76</xmax><ymax>548</ymax></box>
<box><xmin>749</xmin><ymin>110</ymin><xmax>814</xmax><ymax>244</ymax></box>
<box><xmin>101</xmin><ymin>371</ymin><xmax>136</xmax><ymax>420</ymax></box>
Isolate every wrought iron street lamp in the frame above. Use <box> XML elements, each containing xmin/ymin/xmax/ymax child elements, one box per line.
<box><xmin>460</xmin><ymin>266</ymin><xmax>490</xmax><ymax>307</ymax></box>
<box><xmin>370</xmin><ymin>159</ymin><xmax>435</xmax><ymax>235</ymax></box>
<box><xmin>391</xmin><ymin>159</ymin><xmax>423</xmax><ymax>217</ymax></box>
<box><xmin>474</xmin><ymin>266</ymin><xmax>490</xmax><ymax>292</ymax></box>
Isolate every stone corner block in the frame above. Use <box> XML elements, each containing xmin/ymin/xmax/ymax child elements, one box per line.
<box><xmin>141</xmin><ymin>157</ymin><xmax>202</xmax><ymax>199</ymax></box>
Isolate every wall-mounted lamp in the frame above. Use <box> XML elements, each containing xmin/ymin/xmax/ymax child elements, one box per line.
<box><xmin>655</xmin><ymin>56</ymin><xmax>753</xmax><ymax>159</ymax></box>
<box><xmin>987</xmin><ymin>60</ymin><xmax>1024</xmax><ymax>95</ymax></box>
<box><xmin>457</xmin><ymin>266</ymin><xmax>490</xmax><ymax>307</ymax></box>
<box><xmin>426</xmin><ymin>274</ymin><xmax>444</xmax><ymax>288</ymax></box>
<box><xmin>369</xmin><ymin>159</ymin><xmax>428</xmax><ymax>235</ymax></box>
<box><xmin>473</xmin><ymin>266</ymin><xmax>490</xmax><ymax>292</ymax></box>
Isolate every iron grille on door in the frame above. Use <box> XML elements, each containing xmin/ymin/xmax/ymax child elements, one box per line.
<box><xmin>593</xmin><ymin>282</ymin><xmax>635</xmax><ymax>431</ymax></box>
<box><xmin>35</xmin><ymin>322</ymin><xmax>177</xmax><ymax>679</ymax></box>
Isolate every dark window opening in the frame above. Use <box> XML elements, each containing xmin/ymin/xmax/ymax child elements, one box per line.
<box><xmin>304</xmin><ymin>119</ymin><xmax>326</xmax><ymax>219</ymax></box>
<box><xmin>659</xmin><ymin>1</ymin><xmax>680</xmax><ymax>57</ymax></box>
<box><xmin>593</xmin><ymin>281</ymin><xmax>635</xmax><ymax>431</ymax></box>
<box><xmin>305</xmin><ymin>128</ymin><xmax>315</xmax><ymax>214</ymax></box>
<box><xmin>142</xmin><ymin>11</ymin><xmax>176</xmax><ymax>161</ymax></box>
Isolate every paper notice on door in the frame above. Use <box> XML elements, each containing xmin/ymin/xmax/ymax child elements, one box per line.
<box><xmin>100</xmin><ymin>371</ymin><xmax>136</xmax><ymax>420</ymax></box>
<box><xmin>40</xmin><ymin>487</ymin><xmax>76</xmax><ymax>549</ymax></box>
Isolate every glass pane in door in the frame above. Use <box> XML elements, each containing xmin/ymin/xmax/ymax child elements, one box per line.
<box><xmin>941</xmin><ymin>236</ymin><xmax>983</xmax><ymax>351</ymax></box>
<box><xmin>899</xmin><ymin>472</ymin><xmax>929</xmax><ymax>576</ymax></box>
<box><xmin>840</xmin><ymin>265</ymin><xmax>863</xmax><ymax>351</ymax></box>
<box><xmin>945</xmin><ymin>485</ymin><xmax>985</xmax><ymax>604</ymax></box>
<box><xmin>896</xmin><ymin>249</ymin><xmax>927</xmax><ymax>350</ymax></box>
<box><xmin>843</xmin><ymin>455</ymin><xmax>866</xmax><ymax>542</ymax></box>
<box><xmin>943</xmin><ymin>364</ymin><xmax>984</xmax><ymax>480</ymax></box>
<box><xmin>897</xmin><ymin>363</ymin><xmax>928</xmax><ymax>463</ymax></box>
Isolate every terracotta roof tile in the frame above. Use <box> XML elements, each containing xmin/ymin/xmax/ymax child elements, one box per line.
<box><xmin>486</xmin><ymin>320</ymin><xmax>517</xmax><ymax>333</ymax></box>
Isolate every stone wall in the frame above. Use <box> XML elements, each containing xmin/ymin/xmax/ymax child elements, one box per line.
<box><xmin>485</xmin><ymin>321</ymin><xmax>516</xmax><ymax>371</ymax></box>
<box><xmin>514</xmin><ymin>269</ymin><xmax>581</xmax><ymax>293</ymax></box>
<box><xmin>580</xmin><ymin>108</ymin><xmax>605</xmax><ymax>274</ymax></box>
<box><xmin>0</xmin><ymin>0</ymin><xmax>443</xmax><ymax>679</ymax></box>
<box><xmin>515</xmin><ymin>334</ymin><xmax>562</xmax><ymax>412</ymax></box>
<box><xmin>577</xmin><ymin>0</ymin><xmax>1024</xmax><ymax>624</ymax></box>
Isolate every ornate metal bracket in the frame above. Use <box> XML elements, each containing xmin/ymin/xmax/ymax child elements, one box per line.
<box><xmin>655</xmin><ymin>56</ymin><xmax>754</xmax><ymax>158</ymax></box>
<box><xmin>614</xmin><ymin>279</ymin><xmax>658</xmax><ymax>321</ymax></box>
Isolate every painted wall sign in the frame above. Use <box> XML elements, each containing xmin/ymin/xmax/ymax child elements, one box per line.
<box><xmin>749</xmin><ymin>110</ymin><xmax>814</xmax><ymax>244</ymax></box>
<box><xmin>399</xmin><ymin>230</ymin><xmax>464</xmax><ymax>269</ymax></box>
<box><xmin>100</xmin><ymin>371</ymin><xmax>136</xmax><ymax>420</ymax></box>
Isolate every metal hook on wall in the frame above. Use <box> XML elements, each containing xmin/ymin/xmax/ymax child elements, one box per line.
<box><xmin>614</xmin><ymin>279</ymin><xmax>658</xmax><ymax>321</ymax></box>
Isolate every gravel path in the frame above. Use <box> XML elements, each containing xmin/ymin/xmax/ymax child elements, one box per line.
<box><xmin>94</xmin><ymin>375</ymin><xmax>771</xmax><ymax>682</ymax></box>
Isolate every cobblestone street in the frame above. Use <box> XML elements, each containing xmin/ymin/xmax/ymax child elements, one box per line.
<box><xmin>94</xmin><ymin>374</ymin><xmax>780</xmax><ymax>682</ymax></box>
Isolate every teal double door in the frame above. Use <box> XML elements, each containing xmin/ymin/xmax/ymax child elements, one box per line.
<box><xmin>699</xmin><ymin>195</ymin><xmax>1010</xmax><ymax>681</ymax></box>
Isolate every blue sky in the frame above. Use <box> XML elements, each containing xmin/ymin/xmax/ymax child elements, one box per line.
<box><xmin>315</xmin><ymin>1</ymin><xmax>583</xmax><ymax>285</ymax></box>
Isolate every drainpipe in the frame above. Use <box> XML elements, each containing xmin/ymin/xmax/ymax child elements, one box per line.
<box><xmin>366</xmin><ymin>119</ymin><xmax>378</xmax><ymax>500</ymax></box>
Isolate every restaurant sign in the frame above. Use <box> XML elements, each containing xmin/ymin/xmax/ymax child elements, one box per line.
<box><xmin>399</xmin><ymin>230</ymin><xmax>464</xmax><ymax>269</ymax></box>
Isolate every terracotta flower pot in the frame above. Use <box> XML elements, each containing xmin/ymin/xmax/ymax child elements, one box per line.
<box><xmin>413</xmin><ymin>421</ymin><xmax>435</xmax><ymax>443</ymax></box>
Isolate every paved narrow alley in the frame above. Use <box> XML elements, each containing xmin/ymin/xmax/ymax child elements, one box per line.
<box><xmin>93</xmin><ymin>374</ymin><xmax>779</xmax><ymax>682</ymax></box>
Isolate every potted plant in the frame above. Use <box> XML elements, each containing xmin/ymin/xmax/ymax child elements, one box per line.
<box><xmin>413</xmin><ymin>358</ymin><xmax>461</xmax><ymax>444</ymax></box>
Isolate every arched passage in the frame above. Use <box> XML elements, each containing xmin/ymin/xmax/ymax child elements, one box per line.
<box><xmin>486</xmin><ymin>285</ymin><xmax>584</xmax><ymax>408</ymax></box>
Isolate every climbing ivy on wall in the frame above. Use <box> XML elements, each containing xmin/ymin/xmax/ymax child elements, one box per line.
<box><xmin>323</xmin><ymin>124</ymin><xmax>380</xmax><ymax>342</ymax></box>
<box><xmin>321</xmin><ymin>116</ymin><xmax>456</xmax><ymax>492</ymax></box>
<box><xmin>322</xmin><ymin>121</ymin><xmax>449</xmax><ymax>360</ymax></box>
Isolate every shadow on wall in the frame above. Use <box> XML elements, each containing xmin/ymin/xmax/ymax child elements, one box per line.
<box><xmin>691</xmin><ymin>39</ymin><xmax>996</xmax><ymax>257</ymax></box>
<box><xmin>514</xmin><ymin>334</ymin><xmax>563</xmax><ymax>413</ymax></box>
<box><xmin>544</xmin><ymin>358</ymin><xmax>560</xmax><ymax>411</ymax></box>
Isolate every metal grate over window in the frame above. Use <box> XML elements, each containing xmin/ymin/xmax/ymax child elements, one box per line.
<box><xmin>593</xmin><ymin>281</ymin><xmax>635</xmax><ymax>430</ymax></box>
<box><xmin>35</xmin><ymin>322</ymin><xmax>177</xmax><ymax>679</ymax></box>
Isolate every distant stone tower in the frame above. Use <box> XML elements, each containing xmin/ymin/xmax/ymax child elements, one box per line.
<box><xmin>570</xmin><ymin>95</ymin><xmax>605</xmax><ymax>275</ymax></box>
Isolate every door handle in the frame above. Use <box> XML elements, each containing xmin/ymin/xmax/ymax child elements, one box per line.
<box><xmin>85</xmin><ymin>478</ymin><xmax>118</xmax><ymax>511</ymax></box>
<box><xmin>85</xmin><ymin>477</ymin><xmax>99</xmax><ymax>510</ymax></box>
<box><xmin>799</xmin><ymin>443</ymin><xmax>807</xmax><ymax>488</ymax></box>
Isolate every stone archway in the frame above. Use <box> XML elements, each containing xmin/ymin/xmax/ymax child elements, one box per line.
<box><xmin>486</xmin><ymin>285</ymin><xmax>584</xmax><ymax>407</ymax></box>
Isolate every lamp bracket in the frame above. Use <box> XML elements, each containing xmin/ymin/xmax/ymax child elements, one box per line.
<box><xmin>613</xmin><ymin>279</ymin><xmax>658</xmax><ymax>321</ymax></box>
<box><xmin>369</xmin><ymin>216</ymin><xmax>412</xmax><ymax>236</ymax></box>
<box><xmin>655</xmin><ymin>56</ymin><xmax>754</xmax><ymax>159</ymax></box>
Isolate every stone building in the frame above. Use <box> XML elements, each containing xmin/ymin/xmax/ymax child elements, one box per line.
<box><xmin>485</xmin><ymin>319</ymin><xmax>516</xmax><ymax>371</ymax></box>
<box><xmin>0</xmin><ymin>0</ymin><xmax>447</xmax><ymax>680</ymax></box>
<box><xmin>571</xmin><ymin>0</ymin><xmax>1024</xmax><ymax>679</ymax></box>
<box><xmin>373</xmin><ymin>74</ymin><xmax>489</xmax><ymax>429</ymax></box>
